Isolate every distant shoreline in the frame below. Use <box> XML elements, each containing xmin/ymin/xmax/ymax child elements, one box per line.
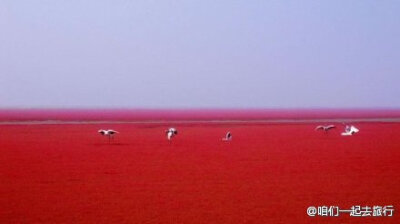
<box><xmin>0</xmin><ymin>109</ymin><xmax>400</xmax><ymax>122</ymax></box>
<box><xmin>1</xmin><ymin>109</ymin><xmax>400</xmax><ymax>123</ymax></box>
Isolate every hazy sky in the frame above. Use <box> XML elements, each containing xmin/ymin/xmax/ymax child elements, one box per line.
<box><xmin>1</xmin><ymin>1</ymin><xmax>399</xmax><ymax>108</ymax></box>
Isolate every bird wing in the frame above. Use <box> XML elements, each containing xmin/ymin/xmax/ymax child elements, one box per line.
<box><xmin>315</xmin><ymin>126</ymin><xmax>324</xmax><ymax>130</ymax></box>
<box><xmin>326</xmin><ymin>125</ymin><xmax>336</xmax><ymax>129</ymax></box>
<box><xmin>350</xmin><ymin>126</ymin><xmax>359</xmax><ymax>133</ymax></box>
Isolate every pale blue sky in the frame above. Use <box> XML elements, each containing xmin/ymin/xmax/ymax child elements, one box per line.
<box><xmin>1</xmin><ymin>1</ymin><xmax>399</xmax><ymax>108</ymax></box>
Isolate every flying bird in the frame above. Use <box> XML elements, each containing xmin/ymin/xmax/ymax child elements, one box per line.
<box><xmin>222</xmin><ymin>131</ymin><xmax>232</xmax><ymax>141</ymax></box>
<box><xmin>166</xmin><ymin>128</ymin><xmax>178</xmax><ymax>140</ymax></box>
<box><xmin>315</xmin><ymin>125</ymin><xmax>336</xmax><ymax>132</ymax></box>
<box><xmin>98</xmin><ymin>129</ymin><xmax>119</xmax><ymax>143</ymax></box>
<box><xmin>341</xmin><ymin>125</ymin><xmax>359</xmax><ymax>136</ymax></box>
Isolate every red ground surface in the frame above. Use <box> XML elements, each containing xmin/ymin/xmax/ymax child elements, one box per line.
<box><xmin>1</xmin><ymin>122</ymin><xmax>399</xmax><ymax>223</ymax></box>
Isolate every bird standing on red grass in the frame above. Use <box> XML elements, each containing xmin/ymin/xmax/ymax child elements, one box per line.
<box><xmin>98</xmin><ymin>129</ymin><xmax>119</xmax><ymax>143</ymax></box>
<box><xmin>222</xmin><ymin>131</ymin><xmax>232</xmax><ymax>141</ymax></box>
<box><xmin>166</xmin><ymin>128</ymin><xmax>178</xmax><ymax>141</ymax></box>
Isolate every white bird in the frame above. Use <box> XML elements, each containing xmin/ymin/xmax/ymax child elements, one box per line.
<box><xmin>222</xmin><ymin>131</ymin><xmax>232</xmax><ymax>141</ymax></box>
<box><xmin>315</xmin><ymin>125</ymin><xmax>336</xmax><ymax>132</ymax></box>
<box><xmin>166</xmin><ymin>128</ymin><xmax>178</xmax><ymax>140</ymax></box>
<box><xmin>98</xmin><ymin>129</ymin><xmax>119</xmax><ymax>142</ymax></box>
<box><xmin>341</xmin><ymin>125</ymin><xmax>359</xmax><ymax>136</ymax></box>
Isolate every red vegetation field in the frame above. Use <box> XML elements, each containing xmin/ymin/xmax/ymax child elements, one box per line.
<box><xmin>1</xmin><ymin>115</ymin><xmax>399</xmax><ymax>223</ymax></box>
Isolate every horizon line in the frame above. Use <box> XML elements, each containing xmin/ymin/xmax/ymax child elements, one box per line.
<box><xmin>1</xmin><ymin>107</ymin><xmax>400</xmax><ymax>111</ymax></box>
<box><xmin>0</xmin><ymin>108</ymin><xmax>400</xmax><ymax>122</ymax></box>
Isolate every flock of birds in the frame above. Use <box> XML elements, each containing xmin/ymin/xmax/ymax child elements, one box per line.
<box><xmin>98</xmin><ymin>124</ymin><xmax>358</xmax><ymax>143</ymax></box>
<box><xmin>98</xmin><ymin>127</ymin><xmax>204</xmax><ymax>143</ymax></box>
<box><xmin>315</xmin><ymin>124</ymin><xmax>359</xmax><ymax>136</ymax></box>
